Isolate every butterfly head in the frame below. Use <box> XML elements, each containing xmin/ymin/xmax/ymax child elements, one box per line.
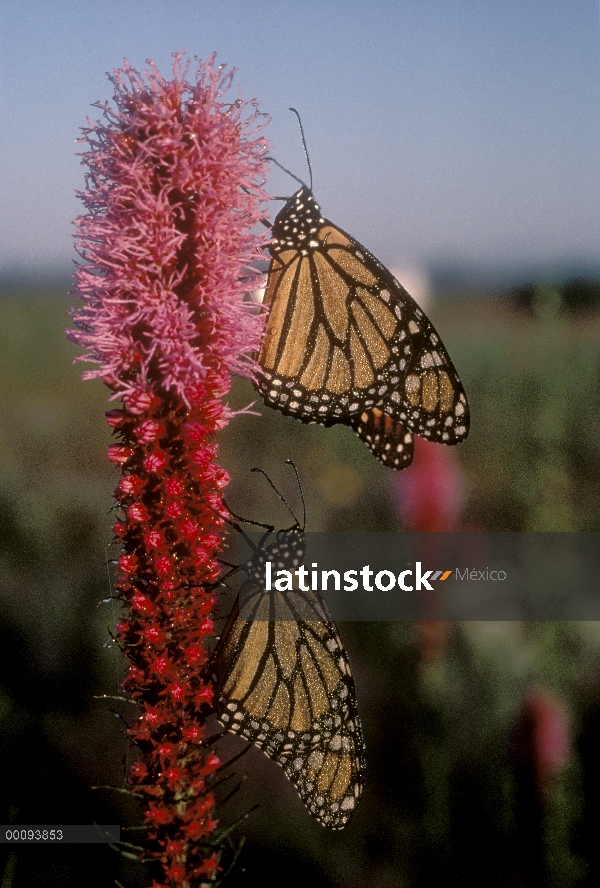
<box><xmin>271</xmin><ymin>187</ymin><xmax>323</xmax><ymax>255</ymax></box>
<box><xmin>275</xmin><ymin>524</ymin><xmax>304</xmax><ymax>548</ymax></box>
<box><xmin>243</xmin><ymin>525</ymin><xmax>306</xmax><ymax>586</ymax></box>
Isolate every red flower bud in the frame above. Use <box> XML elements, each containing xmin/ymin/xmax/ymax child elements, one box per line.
<box><xmin>214</xmin><ymin>468</ymin><xmax>230</xmax><ymax>489</ymax></box>
<box><xmin>153</xmin><ymin>656</ymin><xmax>170</xmax><ymax>675</ymax></box>
<box><xmin>105</xmin><ymin>408</ymin><xmax>127</xmax><ymax>428</ymax></box>
<box><xmin>144</xmin><ymin>626</ymin><xmax>162</xmax><ymax>644</ymax></box>
<box><xmin>165</xmin><ymin>501</ymin><xmax>183</xmax><ymax>519</ymax></box>
<box><xmin>180</xmin><ymin>519</ymin><xmax>199</xmax><ymax>539</ymax></box>
<box><xmin>113</xmin><ymin>521</ymin><xmax>126</xmax><ymax>538</ymax></box>
<box><xmin>185</xmin><ymin>421</ymin><xmax>208</xmax><ymax>442</ymax></box>
<box><xmin>155</xmin><ymin>556</ymin><xmax>172</xmax><ymax>577</ymax></box>
<box><xmin>119</xmin><ymin>474</ymin><xmax>145</xmax><ymax>494</ymax></box>
<box><xmin>130</xmin><ymin>760</ymin><xmax>148</xmax><ymax>781</ymax></box>
<box><xmin>128</xmin><ymin>503</ymin><xmax>150</xmax><ymax>522</ymax></box>
<box><xmin>134</xmin><ymin>420</ymin><xmax>164</xmax><ymax>443</ymax></box>
<box><xmin>185</xmin><ymin>383</ymin><xmax>206</xmax><ymax>405</ymax></box>
<box><xmin>144</xmin><ymin>452</ymin><xmax>167</xmax><ymax>473</ymax></box>
<box><xmin>108</xmin><ymin>445</ymin><xmax>134</xmax><ymax>465</ymax></box>
<box><xmin>131</xmin><ymin>595</ymin><xmax>153</xmax><ymax>617</ymax></box>
<box><xmin>118</xmin><ymin>554</ymin><xmax>138</xmax><ymax>574</ymax></box>
<box><xmin>185</xmin><ymin>644</ymin><xmax>203</xmax><ymax>665</ymax></box>
<box><xmin>193</xmin><ymin>548</ymin><xmax>209</xmax><ymax>565</ymax></box>
<box><xmin>165</xmin><ymin>477</ymin><xmax>184</xmax><ymax>496</ymax></box>
<box><xmin>203</xmin><ymin>533</ymin><xmax>221</xmax><ymax>550</ymax></box>
<box><xmin>204</xmin><ymin>402</ymin><xmax>224</xmax><ymax>423</ymax></box>
<box><xmin>184</xmin><ymin>725</ymin><xmax>203</xmax><ymax>743</ymax></box>
<box><xmin>124</xmin><ymin>390</ymin><xmax>155</xmax><ymax>415</ymax></box>
<box><xmin>164</xmin><ymin>767</ymin><xmax>182</xmax><ymax>784</ymax></box>
<box><xmin>191</xmin><ymin>445</ymin><xmax>213</xmax><ymax>468</ymax></box>
<box><xmin>145</xmin><ymin>530</ymin><xmax>163</xmax><ymax>549</ymax></box>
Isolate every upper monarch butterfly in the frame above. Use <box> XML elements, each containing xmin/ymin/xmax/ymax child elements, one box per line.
<box><xmin>210</xmin><ymin>463</ymin><xmax>365</xmax><ymax>829</ymax></box>
<box><xmin>256</xmin><ymin>112</ymin><xmax>469</xmax><ymax>470</ymax></box>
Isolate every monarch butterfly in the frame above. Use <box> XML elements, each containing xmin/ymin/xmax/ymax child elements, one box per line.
<box><xmin>256</xmin><ymin>115</ymin><xmax>469</xmax><ymax>470</ymax></box>
<box><xmin>211</xmin><ymin>465</ymin><xmax>365</xmax><ymax>829</ymax></box>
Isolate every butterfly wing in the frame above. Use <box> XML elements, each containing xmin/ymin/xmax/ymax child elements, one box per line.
<box><xmin>211</xmin><ymin>535</ymin><xmax>365</xmax><ymax>829</ymax></box>
<box><xmin>258</xmin><ymin>187</ymin><xmax>469</xmax><ymax>458</ymax></box>
<box><xmin>349</xmin><ymin>408</ymin><xmax>413</xmax><ymax>470</ymax></box>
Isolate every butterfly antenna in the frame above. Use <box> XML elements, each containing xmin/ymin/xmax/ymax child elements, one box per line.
<box><xmin>250</xmin><ymin>467</ymin><xmax>300</xmax><ymax>527</ymax></box>
<box><xmin>266</xmin><ymin>156</ymin><xmax>306</xmax><ymax>188</ymax></box>
<box><xmin>285</xmin><ymin>459</ymin><xmax>306</xmax><ymax>531</ymax></box>
<box><xmin>289</xmin><ymin>108</ymin><xmax>313</xmax><ymax>190</ymax></box>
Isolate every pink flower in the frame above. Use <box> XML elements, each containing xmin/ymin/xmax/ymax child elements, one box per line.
<box><xmin>69</xmin><ymin>53</ymin><xmax>269</xmax><ymax>886</ymax></box>
<box><xmin>522</xmin><ymin>685</ymin><xmax>571</xmax><ymax>792</ymax></box>
<box><xmin>505</xmin><ymin>684</ymin><xmax>571</xmax><ymax>882</ymax></box>
<box><xmin>392</xmin><ymin>437</ymin><xmax>464</xmax><ymax>532</ymax></box>
<box><xmin>392</xmin><ymin>438</ymin><xmax>465</xmax><ymax>663</ymax></box>
<box><xmin>70</xmin><ymin>53</ymin><xmax>268</xmax><ymax>403</ymax></box>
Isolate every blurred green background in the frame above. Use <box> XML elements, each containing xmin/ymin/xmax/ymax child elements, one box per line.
<box><xmin>1</xmin><ymin>278</ymin><xmax>600</xmax><ymax>886</ymax></box>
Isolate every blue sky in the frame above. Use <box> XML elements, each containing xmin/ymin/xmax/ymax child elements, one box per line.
<box><xmin>1</xmin><ymin>0</ymin><xmax>599</xmax><ymax>278</ymax></box>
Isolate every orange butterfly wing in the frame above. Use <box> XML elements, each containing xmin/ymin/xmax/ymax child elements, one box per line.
<box><xmin>257</xmin><ymin>187</ymin><xmax>469</xmax><ymax>467</ymax></box>
<box><xmin>211</xmin><ymin>528</ymin><xmax>365</xmax><ymax>829</ymax></box>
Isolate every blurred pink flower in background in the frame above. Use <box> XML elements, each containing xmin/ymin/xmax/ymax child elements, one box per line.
<box><xmin>519</xmin><ymin>685</ymin><xmax>571</xmax><ymax>794</ymax></box>
<box><xmin>392</xmin><ymin>437</ymin><xmax>464</xmax><ymax>532</ymax></box>
<box><xmin>392</xmin><ymin>438</ymin><xmax>464</xmax><ymax>662</ymax></box>
<box><xmin>508</xmin><ymin>684</ymin><xmax>571</xmax><ymax>883</ymax></box>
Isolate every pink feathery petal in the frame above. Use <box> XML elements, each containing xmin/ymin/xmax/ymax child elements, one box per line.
<box><xmin>70</xmin><ymin>52</ymin><xmax>270</xmax><ymax>403</ymax></box>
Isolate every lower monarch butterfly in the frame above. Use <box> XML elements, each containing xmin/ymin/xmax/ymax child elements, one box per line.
<box><xmin>210</xmin><ymin>464</ymin><xmax>365</xmax><ymax>829</ymax></box>
<box><xmin>256</xmin><ymin>116</ymin><xmax>469</xmax><ymax>470</ymax></box>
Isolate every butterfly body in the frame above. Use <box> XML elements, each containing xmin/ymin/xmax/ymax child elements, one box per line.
<box><xmin>258</xmin><ymin>186</ymin><xmax>469</xmax><ymax>469</ymax></box>
<box><xmin>212</xmin><ymin>522</ymin><xmax>365</xmax><ymax>829</ymax></box>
